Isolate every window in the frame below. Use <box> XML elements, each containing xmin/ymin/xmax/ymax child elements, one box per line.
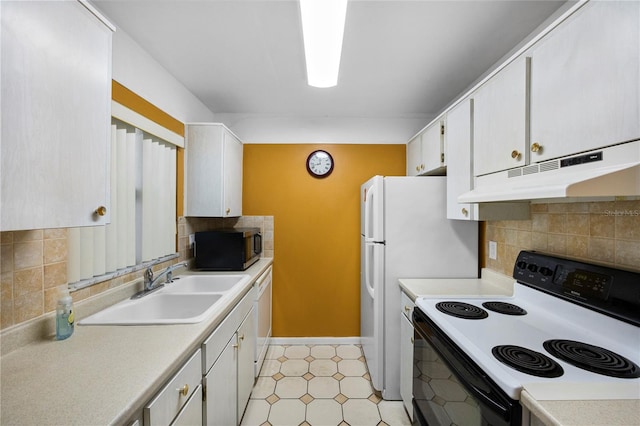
<box><xmin>67</xmin><ymin>116</ymin><xmax>179</xmax><ymax>288</ymax></box>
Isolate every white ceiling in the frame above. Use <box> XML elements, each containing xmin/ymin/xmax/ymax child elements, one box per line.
<box><xmin>91</xmin><ymin>0</ymin><xmax>568</xmax><ymax>143</ymax></box>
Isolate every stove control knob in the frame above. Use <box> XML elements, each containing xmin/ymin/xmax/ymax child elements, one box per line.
<box><xmin>516</xmin><ymin>261</ymin><xmax>527</xmax><ymax>269</ymax></box>
<box><xmin>539</xmin><ymin>267</ymin><xmax>553</xmax><ymax>276</ymax></box>
<box><xmin>527</xmin><ymin>264</ymin><xmax>538</xmax><ymax>273</ymax></box>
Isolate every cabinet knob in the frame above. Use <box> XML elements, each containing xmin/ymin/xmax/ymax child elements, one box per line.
<box><xmin>415</xmin><ymin>165</ymin><xmax>420</xmax><ymax>172</ymax></box>
<box><xmin>177</xmin><ymin>384</ymin><xmax>189</xmax><ymax>397</ymax></box>
<box><xmin>410</xmin><ymin>337</ymin><xmax>414</xmax><ymax>344</ymax></box>
<box><xmin>420</xmin><ymin>164</ymin><xmax>425</xmax><ymax>171</ymax></box>
<box><xmin>531</xmin><ymin>142</ymin><xmax>542</xmax><ymax>153</ymax></box>
<box><xmin>94</xmin><ymin>206</ymin><xmax>107</xmax><ymax>216</ymax></box>
<box><xmin>511</xmin><ymin>150</ymin><xmax>521</xmax><ymax>160</ymax></box>
<box><xmin>239</xmin><ymin>334</ymin><xmax>245</xmax><ymax>341</ymax></box>
<box><xmin>404</xmin><ymin>306</ymin><xmax>411</xmax><ymax>313</ymax></box>
<box><xmin>461</xmin><ymin>208</ymin><xmax>468</xmax><ymax>216</ymax></box>
<box><xmin>226</xmin><ymin>208</ymin><xmax>231</xmax><ymax>215</ymax></box>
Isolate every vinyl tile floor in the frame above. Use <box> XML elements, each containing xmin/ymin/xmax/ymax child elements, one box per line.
<box><xmin>240</xmin><ymin>344</ymin><xmax>411</xmax><ymax>426</ymax></box>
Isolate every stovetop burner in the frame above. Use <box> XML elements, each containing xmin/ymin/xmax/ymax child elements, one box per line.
<box><xmin>543</xmin><ymin>339</ymin><xmax>640</xmax><ymax>379</ymax></box>
<box><xmin>492</xmin><ymin>345</ymin><xmax>564</xmax><ymax>378</ymax></box>
<box><xmin>482</xmin><ymin>301</ymin><xmax>527</xmax><ymax>316</ymax></box>
<box><xmin>435</xmin><ymin>301</ymin><xmax>488</xmax><ymax>319</ymax></box>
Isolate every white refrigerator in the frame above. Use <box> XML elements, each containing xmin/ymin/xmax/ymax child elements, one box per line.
<box><xmin>360</xmin><ymin>175</ymin><xmax>479</xmax><ymax>400</ymax></box>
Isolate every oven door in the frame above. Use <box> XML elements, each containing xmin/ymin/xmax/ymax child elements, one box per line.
<box><xmin>412</xmin><ymin>308</ymin><xmax>521</xmax><ymax>426</ymax></box>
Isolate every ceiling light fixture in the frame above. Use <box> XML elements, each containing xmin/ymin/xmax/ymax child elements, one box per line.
<box><xmin>299</xmin><ymin>0</ymin><xmax>348</xmax><ymax>88</ymax></box>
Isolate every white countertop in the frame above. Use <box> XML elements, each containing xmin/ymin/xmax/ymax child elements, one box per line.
<box><xmin>398</xmin><ymin>268</ymin><xmax>640</xmax><ymax>426</ymax></box>
<box><xmin>398</xmin><ymin>268</ymin><xmax>515</xmax><ymax>301</ymax></box>
<box><xmin>0</xmin><ymin>258</ymin><xmax>273</xmax><ymax>425</ymax></box>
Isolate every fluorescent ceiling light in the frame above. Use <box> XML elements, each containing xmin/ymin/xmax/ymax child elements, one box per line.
<box><xmin>299</xmin><ymin>0</ymin><xmax>348</xmax><ymax>88</ymax></box>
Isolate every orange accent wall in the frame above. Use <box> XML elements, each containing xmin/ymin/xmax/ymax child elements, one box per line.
<box><xmin>243</xmin><ymin>144</ymin><xmax>406</xmax><ymax>337</ymax></box>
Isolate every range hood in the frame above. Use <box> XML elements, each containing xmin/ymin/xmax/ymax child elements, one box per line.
<box><xmin>459</xmin><ymin>141</ymin><xmax>640</xmax><ymax>203</ymax></box>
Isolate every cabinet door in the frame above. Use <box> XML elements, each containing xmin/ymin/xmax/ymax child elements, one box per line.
<box><xmin>421</xmin><ymin>121</ymin><xmax>445</xmax><ymax>174</ymax></box>
<box><xmin>204</xmin><ymin>338</ymin><xmax>237</xmax><ymax>426</ymax></box>
<box><xmin>473</xmin><ymin>56</ymin><xmax>529</xmax><ymax>176</ymax></box>
<box><xmin>400</xmin><ymin>311</ymin><xmax>414</xmax><ymax>421</ymax></box>
<box><xmin>223</xmin><ymin>130</ymin><xmax>243</xmax><ymax>217</ymax></box>
<box><xmin>530</xmin><ymin>1</ymin><xmax>640</xmax><ymax>162</ymax></box>
<box><xmin>186</xmin><ymin>124</ymin><xmax>243</xmax><ymax>217</ymax></box>
<box><xmin>1</xmin><ymin>1</ymin><xmax>112</xmax><ymax>230</ymax></box>
<box><xmin>406</xmin><ymin>136</ymin><xmax>422</xmax><ymax>176</ymax></box>
<box><xmin>446</xmin><ymin>99</ymin><xmax>474</xmax><ymax>220</ymax></box>
<box><xmin>237</xmin><ymin>306</ymin><xmax>256</xmax><ymax>421</ymax></box>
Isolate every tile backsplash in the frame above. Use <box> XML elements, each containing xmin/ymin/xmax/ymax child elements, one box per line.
<box><xmin>485</xmin><ymin>199</ymin><xmax>640</xmax><ymax>275</ymax></box>
<box><xmin>0</xmin><ymin>215</ymin><xmax>273</xmax><ymax>331</ymax></box>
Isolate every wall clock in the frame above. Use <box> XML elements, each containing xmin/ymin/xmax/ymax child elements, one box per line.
<box><xmin>306</xmin><ymin>150</ymin><xmax>334</xmax><ymax>178</ymax></box>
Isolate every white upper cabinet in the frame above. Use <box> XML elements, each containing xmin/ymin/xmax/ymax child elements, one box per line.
<box><xmin>473</xmin><ymin>56</ymin><xmax>529</xmax><ymax>176</ymax></box>
<box><xmin>185</xmin><ymin>123</ymin><xmax>243</xmax><ymax>217</ymax></box>
<box><xmin>406</xmin><ymin>120</ymin><xmax>446</xmax><ymax>176</ymax></box>
<box><xmin>529</xmin><ymin>0</ymin><xmax>640</xmax><ymax>163</ymax></box>
<box><xmin>421</xmin><ymin>120</ymin><xmax>446</xmax><ymax>175</ymax></box>
<box><xmin>1</xmin><ymin>1</ymin><xmax>113</xmax><ymax>231</ymax></box>
<box><xmin>446</xmin><ymin>99</ymin><xmax>474</xmax><ymax>220</ymax></box>
<box><xmin>406</xmin><ymin>135</ymin><xmax>422</xmax><ymax>176</ymax></box>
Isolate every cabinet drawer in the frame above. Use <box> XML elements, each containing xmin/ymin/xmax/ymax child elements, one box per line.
<box><xmin>202</xmin><ymin>287</ymin><xmax>255</xmax><ymax>374</ymax></box>
<box><xmin>400</xmin><ymin>291</ymin><xmax>414</xmax><ymax>321</ymax></box>
<box><xmin>144</xmin><ymin>349</ymin><xmax>202</xmax><ymax>426</ymax></box>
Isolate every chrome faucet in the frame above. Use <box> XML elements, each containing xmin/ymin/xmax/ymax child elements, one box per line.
<box><xmin>132</xmin><ymin>262</ymin><xmax>188</xmax><ymax>299</ymax></box>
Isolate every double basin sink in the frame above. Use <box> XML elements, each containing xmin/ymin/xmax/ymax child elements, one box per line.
<box><xmin>79</xmin><ymin>274</ymin><xmax>251</xmax><ymax>325</ymax></box>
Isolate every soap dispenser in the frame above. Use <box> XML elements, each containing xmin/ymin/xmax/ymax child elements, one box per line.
<box><xmin>56</xmin><ymin>287</ymin><xmax>74</xmax><ymax>340</ymax></box>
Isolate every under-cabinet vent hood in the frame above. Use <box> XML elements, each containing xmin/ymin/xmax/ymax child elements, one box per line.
<box><xmin>459</xmin><ymin>141</ymin><xmax>640</xmax><ymax>203</ymax></box>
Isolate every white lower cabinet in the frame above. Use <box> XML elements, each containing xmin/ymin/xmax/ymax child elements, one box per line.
<box><xmin>202</xmin><ymin>288</ymin><xmax>257</xmax><ymax>425</ymax></box>
<box><xmin>399</xmin><ymin>291</ymin><xmax>414</xmax><ymax>421</ymax></box>
<box><xmin>204</xmin><ymin>338</ymin><xmax>237</xmax><ymax>425</ymax></box>
<box><xmin>144</xmin><ymin>349</ymin><xmax>202</xmax><ymax>426</ymax></box>
<box><xmin>237</xmin><ymin>308</ymin><xmax>256</xmax><ymax>420</ymax></box>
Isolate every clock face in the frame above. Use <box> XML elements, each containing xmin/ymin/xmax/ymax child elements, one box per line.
<box><xmin>306</xmin><ymin>150</ymin><xmax>334</xmax><ymax>178</ymax></box>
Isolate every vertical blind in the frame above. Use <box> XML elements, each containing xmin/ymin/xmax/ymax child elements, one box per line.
<box><xmin>67</xmin><ymin>120</ymin><xmax>177</xmax><ymax>283</ymax></box>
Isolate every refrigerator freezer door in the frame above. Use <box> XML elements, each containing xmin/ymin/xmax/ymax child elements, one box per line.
<box><xmin>361</xmin><ymin>176</ymin><xmax>384</xmax><ymax>242</ymax></box>
<box><xmin>360</xmin><ymin>236</ymin><xmax>384</xmax><ymax>392</ymax></box>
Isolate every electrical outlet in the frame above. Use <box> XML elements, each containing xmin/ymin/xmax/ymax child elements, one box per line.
<box><xmin>489</xmin><ymin>241</ymin><xmax>497</xmax><ymax>260</ymax></box>
<box><xmin>189</xmin><ymin>234</ymin><xmax>195</xmax><ymax>248</ymax></box>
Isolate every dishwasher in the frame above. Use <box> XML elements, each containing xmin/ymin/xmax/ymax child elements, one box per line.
<box><xmin>254</xmin><ymin>265</ymin><xmax>272</xmax><ymax>377</ymax></box>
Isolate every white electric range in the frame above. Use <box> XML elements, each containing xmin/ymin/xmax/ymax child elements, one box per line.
<box><xmin>412</xmin><ymin>251</ymin><xmax>640</xmax><ymax>426</ymax></box>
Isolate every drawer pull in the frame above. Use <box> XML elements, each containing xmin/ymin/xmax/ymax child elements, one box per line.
<box><xmin>177</xmin><ymin>384</ymin><xmax>189</xmax><ymax>397</ymax></box>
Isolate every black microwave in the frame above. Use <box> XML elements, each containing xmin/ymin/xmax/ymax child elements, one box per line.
<box><xmin>194</xmin><ymin>228</ymin><xmax>262</xmax><ymax>271</ymax></box>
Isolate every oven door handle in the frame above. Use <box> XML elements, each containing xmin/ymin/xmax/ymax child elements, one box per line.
<box><xmin>446</xmin><ymin>355</ymin><xmax>510</xmax><ymax>420</ymax></box>
<box><xmin>414</xmin><ymin>315</ymin><xmax>512</xmax><ymax>422</ymax></box>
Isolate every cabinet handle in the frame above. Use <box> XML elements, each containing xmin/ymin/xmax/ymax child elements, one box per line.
<box><xmin>531</xmin><ymin>142</ymin><xmax>542</xmax><ymax>153</ymax></box>
<box><xmin>511</xmin><ymin>150</ymin><xmax>521</xmax><ymax>160</ymax></box>
<box><xmin>177</xmin><ymin>384</ymin><xmax>189</xmax><ymax>397</ymax></box>
<box><xmin>461</xmin><ymin>208</ymin><xmax>468</xmax><ymax>216</ymax></box>
<box><xmin>94</xmin><ymin>206</ymin><xmax>107</xmax><ymax>216</ymax></box>
<box><xmin>411</xmin><ymin>337</ymin><xmax>414</xmax><ymax>344</ymax></box>
<box><xmin>232</xmin><ymin>343</ymin><xmax>239</xmax><ymax>349</ymax></box>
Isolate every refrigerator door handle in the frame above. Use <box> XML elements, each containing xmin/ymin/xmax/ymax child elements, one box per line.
<box><xmin>364</xmin><ymin>244</ymin><xmax>375</xmax><ymax>299</ymax></box>
<box><xmin>364</xmin><ymin>183</ymin><xmax>377</xmax><ymax>241</ymax></box>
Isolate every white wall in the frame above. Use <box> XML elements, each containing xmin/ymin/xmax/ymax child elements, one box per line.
<box><xmin>110</xmin><ymin>26</ymin><xmax>215</xmax><ymax>124</ymax></box>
